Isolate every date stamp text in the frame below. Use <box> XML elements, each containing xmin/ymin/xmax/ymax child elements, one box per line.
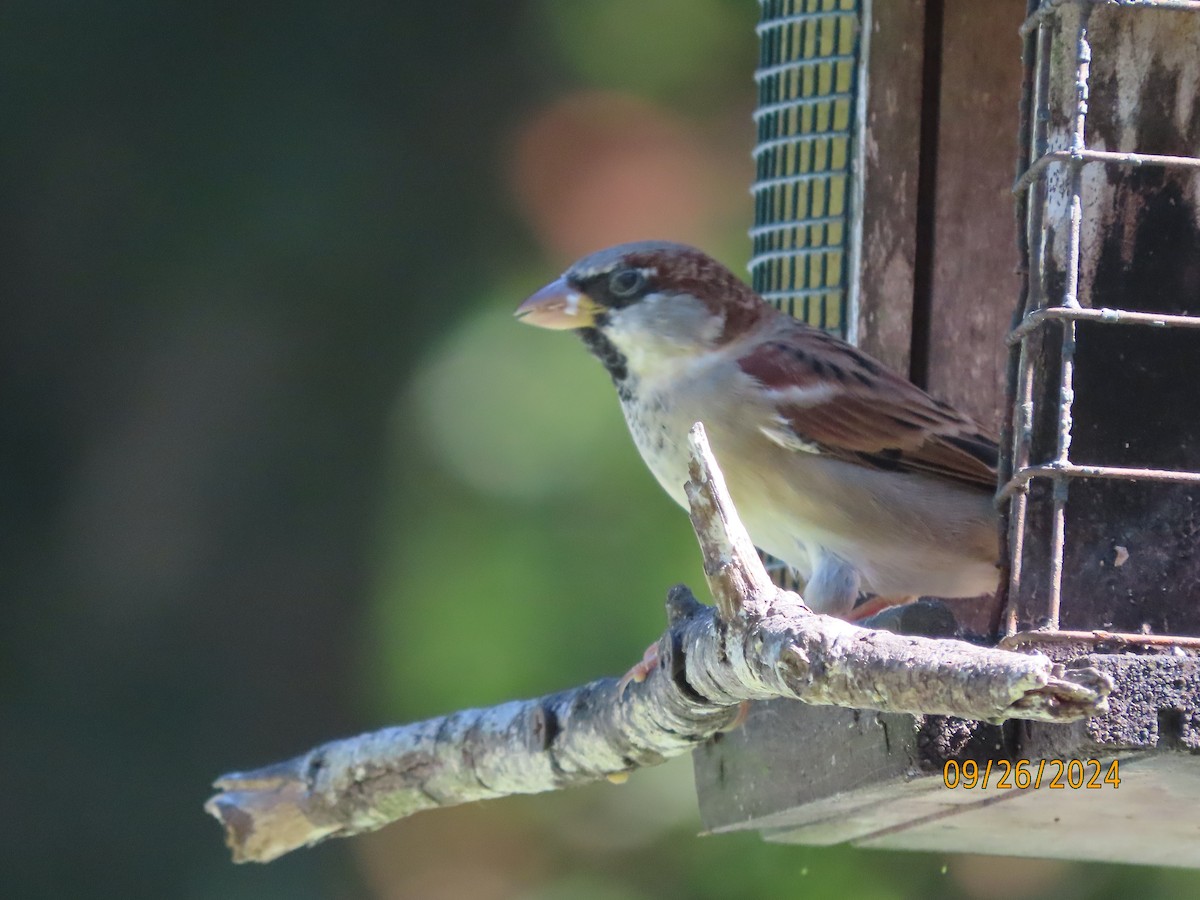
<box><xmin>943</xmin><ymin>758</ymin><xmax>1120</xmax><ymax>790</ymax></box>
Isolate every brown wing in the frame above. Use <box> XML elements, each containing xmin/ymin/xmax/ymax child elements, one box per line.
<box><xmin>738</xmin><ymin>321</ymin><xmax>998</xmax><ymax>491</ymax></box>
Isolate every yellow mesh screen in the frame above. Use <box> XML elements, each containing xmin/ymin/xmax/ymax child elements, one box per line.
<box><xmin>751</xmin><ymin>0</ymin><xmax>861</xmax><ymax>336</ymax></box>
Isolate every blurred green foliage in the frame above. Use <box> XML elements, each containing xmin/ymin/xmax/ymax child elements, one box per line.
<box><xmin>2</xmin><ymin>2</ymin><xmax>1198</xmax><ymax>899</ymax></box>
<box><xmin>535</xmin><ymin>0</ymin><xmax>751</xmax><ymax>109</ymax></box>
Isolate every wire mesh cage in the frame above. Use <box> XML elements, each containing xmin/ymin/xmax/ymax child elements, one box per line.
<box><xmin>751</xmin><ymin>0</ymin><xmax>863</xmax><ymax>336</ymax></box>
<box><xmin>1001</xmin><ymin>0</ymin><xmax>1200</xmax><ymax>647</ymax></box>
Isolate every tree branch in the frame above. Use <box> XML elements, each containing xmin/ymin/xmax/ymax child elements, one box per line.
<box><xmin>206</xmin><ymin>423</ymin><xmax>1112</xmax><ymax>863</ymax></box>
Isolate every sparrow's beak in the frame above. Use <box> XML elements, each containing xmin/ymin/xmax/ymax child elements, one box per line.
<box><xmin>514</xmin><ymin>277</ymin><xmax>601</xmax><ymax>330</ymax></box>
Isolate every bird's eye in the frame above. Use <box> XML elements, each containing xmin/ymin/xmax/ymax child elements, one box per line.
<box><xmin>608</xmin><ymin>268</ymin><xmax>645</xmax><ymax>298</ymax></box>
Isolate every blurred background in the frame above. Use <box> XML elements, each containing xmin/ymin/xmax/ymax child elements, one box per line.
<box><xmin>4</xmin><ymin>2</ymin><xmax>1199</xmax><ymax>898</ymax></box>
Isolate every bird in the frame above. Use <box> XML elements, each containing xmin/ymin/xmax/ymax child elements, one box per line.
<box><xmin>514</xmin><ymin>240</ymin><xmax>1000</xmax><ymax>622</ymax></box>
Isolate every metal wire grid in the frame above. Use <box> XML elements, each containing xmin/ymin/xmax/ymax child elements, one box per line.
<box><xmin>1001</xmin><ymin>0</ymin><xmax>1200</xmax><ymax>638</ymax></box>
<box><xmin>751</xmin><ymin>0</ymin><xmax>862</xmax><ymax>335</ymax></box>
<box><xmin>752</xmin><ymin>0</ymin><xmax>864</xmax><ymax>586</ymax></box>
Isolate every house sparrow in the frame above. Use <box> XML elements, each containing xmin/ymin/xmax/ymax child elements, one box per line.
<box><xmin>515</xmin><ymin>240</ymin><xmax>999</xmax><ymax>618</ymax></box>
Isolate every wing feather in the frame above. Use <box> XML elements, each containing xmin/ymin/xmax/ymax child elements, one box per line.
<box><xmin>737</xmin><ymin>321</ymin><xmax>998</xmax><ymax>491</ymax></box>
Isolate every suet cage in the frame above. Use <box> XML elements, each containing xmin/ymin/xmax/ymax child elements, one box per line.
<box><xmin>1001</xmin><ymin>0</ymin><xmax>1200</xmax><ymax>646</ymax></box>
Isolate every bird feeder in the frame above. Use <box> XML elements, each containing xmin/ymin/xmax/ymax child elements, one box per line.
<box><xmin>693</xmin><ymin>0</ymin><xmax>1200</xmax><ymax>867</ymax></box>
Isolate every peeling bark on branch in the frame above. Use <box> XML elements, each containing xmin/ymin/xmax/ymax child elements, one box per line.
<box><xmin>206</xmin><ymin>423</ymin><xmax>1112</xmax><ymax>863</ymax></box>
<box><xmin>205</xmin><ymin>592</ymin><xmax>739</xmax><ymax>864</ymax></box>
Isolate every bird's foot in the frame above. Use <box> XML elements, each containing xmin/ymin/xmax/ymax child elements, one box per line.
<box><xmin>723</xmin><ymin>700</ymin><xmax>752</xmax><ymax>732</ymax></box>
<box><xmin>618</xmin><ymin>642</ymin><xmax>752</xmax><ymax>733</ymax></box>
<box><xmin>617</xmin><ymin>641</ymin><xmax>661</xmax><ymax>698</ymax></box>
<box><xmin>848</xmin><ymin>595</ymin><xmax>917</xmax><ymax>623</ymax></box>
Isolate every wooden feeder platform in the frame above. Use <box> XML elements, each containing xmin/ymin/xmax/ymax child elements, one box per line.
<box><xmin>694</xmin><ymin>616</ymin><xmax>1200</xmax><ymax>867</ymax></box>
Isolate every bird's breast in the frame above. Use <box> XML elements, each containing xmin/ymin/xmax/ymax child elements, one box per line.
<box><xmin>615</xmin><ymin>361</ymin><xmax>786</xmax><ymax>511</ymax></box>
<box><xmin>618</xmin><ymin>384</ymin><xmax>693</xmax><ymax>508</ymax></box>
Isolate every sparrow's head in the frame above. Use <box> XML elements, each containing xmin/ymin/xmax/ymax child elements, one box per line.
<box><xmin>515</xmin><ymin>241</ymin><xmax>767</xmax><ymax>380</ymax></box>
